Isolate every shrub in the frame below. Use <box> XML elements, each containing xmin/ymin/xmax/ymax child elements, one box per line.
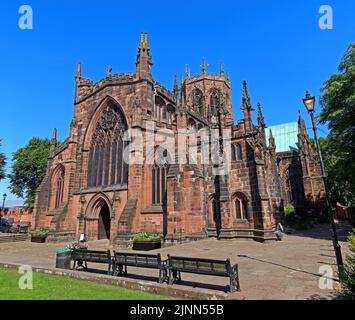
<box><xmin>340</xmin><ymin>229</ymin><xmax>355</xmax><ymax>299</ymax></box>
<box><xmin>133</xmin><ymin>232</ymin><xmax>161</xmax><ymax>242</ymax></box>
<box><xmin>284</xmin><ymin>204</ymin><xmax>315</xmax><ymax>230</ymax></box>
<box><xmin>284</xmin><ymin>204</ymin><xmax>297</xmax><ymax>225</ymax></box>
<box><xmin>30</xmin><ymin>228</ymin><xmax>49</xmax><ymax>238</ymax></box>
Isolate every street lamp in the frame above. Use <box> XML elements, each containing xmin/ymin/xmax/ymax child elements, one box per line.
<box><xmin>302</xmin><ymin>91</ymin><xmax>343</xmax><ymax>272</ymax></box>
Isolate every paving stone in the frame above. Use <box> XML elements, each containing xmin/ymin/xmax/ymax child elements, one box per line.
<box><xmin>0</xmin><ymin>222</ymin><xmax>352</xmax><ymax>299</ymax></box>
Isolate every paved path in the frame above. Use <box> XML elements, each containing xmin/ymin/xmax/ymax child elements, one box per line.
<box><xmin>0</xmin><ymin>222</ymin><xmax>352</xmax><ymax>300</ymax></box>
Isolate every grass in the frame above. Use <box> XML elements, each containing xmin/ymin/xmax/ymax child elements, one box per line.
<box><xmin>0</xmin><ymin>267</ymin><xmax>172</xmax><ymax>300</ymax></box>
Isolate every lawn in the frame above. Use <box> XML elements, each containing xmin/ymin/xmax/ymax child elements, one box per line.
<box><xmin>0</xmin><ymin>267</ymin><xmax>171</xmax><ymax>300</ymax></box>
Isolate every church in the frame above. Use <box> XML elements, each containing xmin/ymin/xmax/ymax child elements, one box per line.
<box><xmin>32</xmin><ymin>33</ymin><xmax>326</xmax><ymax>245</ymax></box>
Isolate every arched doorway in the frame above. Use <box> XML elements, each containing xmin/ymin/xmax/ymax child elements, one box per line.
<box><xmin>98</xmin><ymin>204</ymin><xmax>111</xmax><ymax>240</ymax></box>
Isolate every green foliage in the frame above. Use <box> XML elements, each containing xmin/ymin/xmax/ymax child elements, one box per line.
<box><xmin>30</xmin><ymin>228</ymin><xmax>49</xmax><ymax>238</ymax></box>
<box><xmin>284</xmin><ymin>204</ymin><xmax>296</xmax><ymax>223</ymax></box>
<box><xmin>0</xmin><ymin>267</ymin><xmax>171</xmax><ymax>300</ymax></box>
<box><xmin>319</xmin><ymin>43</ymin><xmax>355</xmax><ymax>208</ymax></box>
<box><xmin>319</xmin><ymin>137</ymin><xmax>354</xmax><ymax>207</ymax></box>
<box><xmin>340</xmin><ymin>229</ymin><xmax>355</xmax><ymax>299</ymax></box>
<box><xmin>8</xmin><ymin>138</ymin><xmax>51</xmax><ymax>210</ymax></box>
<box><xmin>284</xmin><ymin>204</ymin><xmax>314</xmax><ymax>230</ymax></box>
<box><xmin>0</xmin><ymin>140</ymin><xmax>6</xmax><ymax>181</ymax></box>
<box><xmin>133</xmin><ymin>232</ymin><xmax>161</xmax><ymax>242</ymax></box>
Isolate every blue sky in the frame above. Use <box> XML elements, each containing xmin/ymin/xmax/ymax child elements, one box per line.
<box><xmin>0</xmin><ymin>0</ymin><xmax>354</xmax><ymax>205</ymax></box>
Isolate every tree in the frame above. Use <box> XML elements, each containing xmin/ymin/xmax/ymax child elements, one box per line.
<box><xmin>319</xmin><ymin>137</ymin><xmax>354</xmax><ymax>207</ymax></box>
<box><xmin>319</xmin><ymin>43</ymin><xmax>355</xmax><ymax>207</ymax></box>
<box><xmin>340</xmin><ymin>229</ymin><xmax>355</xmax><ymax>299</ymax></box>
<box><xmin>8</xmin><ymin>138</ymin><xmax>51</xmax><ymax>210</ymax></box>
<box><xmin>0</xmin><ymin>140</ymin><xmax>6</xmax><ymax>181</ymax></box>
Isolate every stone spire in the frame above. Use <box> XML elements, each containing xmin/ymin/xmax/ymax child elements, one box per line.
<box><xmin>220</xmin><ymin>62</ymin><xmax>224</xmax><ymax>77</ymax></box>
<box><xmin>136</xmin><ymin>32</ymin><xmax>153</xmax><ymax>79</ymax></box>
<box><xmin>50</xmin><ymin>128</ymin><xmax>57</xmax><ymax>152</ymax></box>
<box><xmin>226</xmin><ymin>69</ymin><xmax>230</xmax><ymax>83</ymax></box>
<box><xmin>185</xmin><ymin>65</ymin><xmax>189</xmax><ymax>79</ymax></box>
<box><xmin>269</xmin><ymin>128</ymin><xmax>276</xmax><ymax>150</ymax></box>
<box><xmin>298</xmin><ymin>109</ymin><xmax>307</xmax><ymax>135</ymax></box>
<box><xmin>75</xmin><ymin>62</ymin><xmax>81</xmax><ymax>80</ymax></box>
<box><xmin>107</xmin><ymin>66</ymin><xmax>112</xmax><ymax>77</ymax></box>
<box><xmin>241</xmin><ymin>80</ymin><xmax>252</xmax><ymax>110</ymax></box>
<box><xmin>173</xmin><ymin>74</ymin><xmax>179</xmax><ymax>100</ymax></box>
<box><xmin>257</xmin><ymin>102</ymin><xmax>265</xmax><ymax>129</ymax></box>
<box><xmin>241</xmin><ymin>80</ymin><xmax>253</xmax><ymax>131</ymax></box>
<box><xmin>202</xmin><ymin>57</ymin><xmax>206</xmax><ymax>75</ymax></box>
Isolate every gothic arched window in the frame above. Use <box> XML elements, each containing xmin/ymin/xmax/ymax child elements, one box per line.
<box><xmin>234</xmin><ymin>193</ymin><xmax>249</xmax><ymax>220</ymax></box>
<box><xmin>166</xmin><ymin>104</ymin><xmax>175</xmax><ymax>125</ymax></box>
<box><xmin>237</xmin><ymin>144</ymin><xmax>242</xmax><ymax>160</ymax></box>
<box><xmin>87</xmin><ymin>102</ymin><xmax>128</xmax><ymax>188</ymax></box>
<box><xmin>54</xmin><ymin>167</ymin><xmax>65</xmax><ymax>209</ymax></box>
<box><xmin>209</xmin><ymin>91</ymin><xmax>219</xmax><ymax>116</ymax></box>
<box><xmin>231</xmin><ymin>144</ymin><xmax>236</xmax><ymax>161</ymax></box>
<box><xmin>152</xmin><ymin>149</ymin><xmax>169</xmax><ymax>206</ymax></box>
<box><xmin>154</xmin><ymin>96</ymin><xmax>165</xmax><ymax>122</ymax></box>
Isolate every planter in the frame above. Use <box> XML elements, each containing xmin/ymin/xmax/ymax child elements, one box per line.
<box><xmin>132</xmin><ymin>240</ymin><xmax>161</xmax><ymax>251</ymax></box>
<box><xmin>55</xmin><ymin>249</ymin><xmax>72</xmax><ymax>269</ymax></box>
<box><xmin>31</xmin><ymin>236</ymin><xmax>47</xmax><ymax>243</ymax></box>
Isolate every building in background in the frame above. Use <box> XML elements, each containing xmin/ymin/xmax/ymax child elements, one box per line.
<box><xmin>1</xmin><ymin>206</ymin><xmax>32</xmax><ymax>224</ymax></box>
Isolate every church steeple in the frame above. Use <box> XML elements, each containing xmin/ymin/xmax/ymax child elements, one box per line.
<box><xmin>136</xmin><ymin>32</ymin><xmax>153</xmax><ymax>79</ymax></box>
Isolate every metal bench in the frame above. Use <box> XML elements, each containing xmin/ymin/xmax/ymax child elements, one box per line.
<box><xmin>71</xmin><ymin>249</ymin><xmax>112</xmax><ymax>275</ymax></box>
<box><xmin>112</xmin><ymin>251</ymin><xmax>167</xmax><ymax>283</ymax></box>
<box><xmin>167</xmin><ymin>255</ymin><xmax>240</xmax><ymax>293</ymax></box>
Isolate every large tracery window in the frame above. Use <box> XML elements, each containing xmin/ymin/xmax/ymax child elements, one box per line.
<box><xmin>152</xmin><ymin>149</ymin><xmax>169</xmax><ymax>206</ymax></box>
<box><xmin>87</xmin><ymin>102</ymin><xmax>128</xmax><ymax>188</ymax></box>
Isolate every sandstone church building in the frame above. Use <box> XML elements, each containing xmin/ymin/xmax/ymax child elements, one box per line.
<box><xmin>32</xmin><ymin>33</ymin><xmax>325</xmax><ymax>245</ymax></box>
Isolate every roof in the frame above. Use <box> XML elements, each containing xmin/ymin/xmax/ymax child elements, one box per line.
<box><xmin>265</xmin><ymin>122</ymin><xmax>299</xmax><ymax>153</ymax></box>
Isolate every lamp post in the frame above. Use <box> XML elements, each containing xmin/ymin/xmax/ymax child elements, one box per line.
<box><xmin>1</xmin><ymin>193</ymin><xmax>7</xmax><ymax>224</ymax></box>
<box><xmin>302</xmin><ymin>91</ymin><xmax>343</xmax><ymax>272</ymax></box>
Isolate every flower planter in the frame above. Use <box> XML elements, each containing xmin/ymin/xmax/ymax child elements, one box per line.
<box><xmin>132</xmin><ymin>240</ymin><xmax>161</xmax><ymax>251</ymax></box>
<box><xmin>30</xmin><ymin>236</ymin><xmax>47</xmax><ymax>243</ymax></box>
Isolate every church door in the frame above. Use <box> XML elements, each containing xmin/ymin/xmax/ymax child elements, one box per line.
<box><xmin>98</xmin><ymin>204</ymin><xmax>111</xmax><ymax>240</ymax></box>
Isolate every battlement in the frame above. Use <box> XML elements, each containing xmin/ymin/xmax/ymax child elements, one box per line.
<box><xmin>75</xmin><ymin>71</ymin><xmax>137</xmax><ymax>102</ymax></box>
